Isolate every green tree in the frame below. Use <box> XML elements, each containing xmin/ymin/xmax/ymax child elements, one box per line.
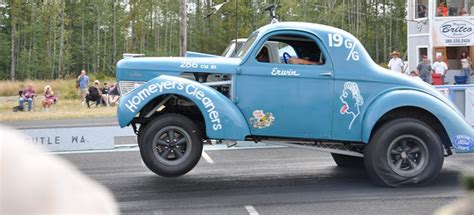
<box><xmin>0</xmin><ymin>0</ymin><xmax>407</xmax><ymax>80</ymax></box>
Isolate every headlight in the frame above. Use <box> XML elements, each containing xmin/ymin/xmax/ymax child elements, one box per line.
<box><xmin>118</xmin><ymin>81</ymin><xmax>145</xmax><ymax>96</ymax></box>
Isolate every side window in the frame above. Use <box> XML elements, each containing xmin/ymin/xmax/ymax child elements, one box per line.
<box><xmin>255</xmin><ymin>34</ymin><xmax>325</xmax><ymax>66</ymax></box>
<box><xmin>417</xmin><ymin>47</ymin><xmax>428</xmax><ymax>63</ymax></box>
<box><xmin>415</xmin><ymin>0</ymin><xmax>428</xmax><ymax>19</ymax></box>
<box><xmin>436</xmin><ymin>0</ymin><xmax>474</xmax><ymax>17</ymax></box>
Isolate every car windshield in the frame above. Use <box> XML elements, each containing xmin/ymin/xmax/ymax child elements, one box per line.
<box><xmin>221</xmin><ymin>43</ymin><xmax>233</xmax><ymax>57</ymax></box>
<box><xmin>221</xmin><ymin>40</ymin><xmax>245</xmax><ymax>57</ymax></box>
<box><xmin>236</xmin><ymin>32</ymin><xmax>258</xmax><ymax>59</ymax></box>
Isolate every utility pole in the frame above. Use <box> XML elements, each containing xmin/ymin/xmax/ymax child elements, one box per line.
<box><xmin>81</xmin><ymin>3</ymin><xmax>85</xmax><ymax>69</ymax></box>
<box><xmin>58</xmin><ymin>2</ymin><xmax>65</xmax><ymax>79</ymax></box>
<box><xmin>9</xmin><ymin>0</ymin><xmax>16</xmax><ymax>81</ymax></box>
<box><xmin>180</xmin><ymin>0</ymin><xmax>187</xmax><ymax>57</ymax></box>
<box><xmin>234</xmin><ymin>0</ymin><xmax>238</xmax><ymax>56</ymax></box>
<box><xmin>112</xmin><ymin>0</ymin><xmax>117</xmax><ymax>67</ymax></box>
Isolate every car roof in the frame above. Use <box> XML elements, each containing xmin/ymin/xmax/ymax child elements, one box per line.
<box><xmin>256</xmin><ymin>22</ymin><xmax>351</xmax><ymax>38</ymax></box>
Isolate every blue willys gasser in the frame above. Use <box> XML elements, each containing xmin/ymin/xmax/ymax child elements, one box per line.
<box><xmin>116</xmin><ymin>22</ymin><xmax>474</xmax><ymax>187</ymax></box>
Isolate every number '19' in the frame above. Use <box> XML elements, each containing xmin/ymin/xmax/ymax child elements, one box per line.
<box><xmin>328</xmin><ymin>33</ymin><xmax>343</xmax><ymax>47</ymax></box>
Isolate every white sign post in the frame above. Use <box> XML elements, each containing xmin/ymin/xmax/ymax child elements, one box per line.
<box><xmin>20</xmin><ymin>126</ymin><xmax>135</xmax><ymax>152</ymax></box>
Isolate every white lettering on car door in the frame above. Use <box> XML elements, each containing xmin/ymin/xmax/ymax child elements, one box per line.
<box><xmin>271</xmin><ymin>67</ymin><xmax>300</xmax><ymax>76</ymax></box>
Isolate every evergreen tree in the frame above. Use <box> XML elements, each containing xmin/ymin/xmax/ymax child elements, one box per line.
<box><xmin>0</xmin><ymin>0</ymin><xmax>407</xmax><ymax>80</ymax></box>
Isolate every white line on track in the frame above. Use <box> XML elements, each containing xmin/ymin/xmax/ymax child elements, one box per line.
<box><xmin>201</xmin><ymin>151</ymin><xmax>215</xmax><ymax>164</ymax></box>
<box><xmin>50</xmin><ymin>142</ymin><xmax>284</xmax><ymax>155</ymax></box>
<box><xmin>245</xmin><ymin>205</ymin><xmax>259</xmax><ymax>215</ymax></box>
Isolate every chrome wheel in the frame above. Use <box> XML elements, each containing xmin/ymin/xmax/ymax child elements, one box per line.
<box><xmin>152</xmin><ymin>126</ymin><xmax>192</xmax><ymax>166</ymax></box>
<box><xmin>387</xmin><ymin>135</ymin><xmax>429</xmax><ymax>177</ymax></box>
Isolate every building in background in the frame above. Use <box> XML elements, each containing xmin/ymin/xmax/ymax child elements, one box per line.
<box><xmin>407</xmin><ymin>0</ymin><xmax>474</xmax><ymax>84</ymax></box>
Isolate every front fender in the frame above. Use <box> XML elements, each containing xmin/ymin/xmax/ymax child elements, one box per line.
<box><xmin>362</xmin><ymin>90</ymin><xmax>474</xmax><ymax>152</ymax></box>
<box><xmin>118</xmin><ymin>75</ymin><xmax>250</xmax><ymax>140</ymax></box>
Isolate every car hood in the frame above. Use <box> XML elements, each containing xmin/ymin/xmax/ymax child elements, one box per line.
<box><xmin>116</xmin><ymin>57</ymin><xmax>242</xmax><ymax>82</ymax></box>
<box><xmin>186</xmin><ymin>51</ymin><xmax>222</xmax><ymax>58</ymax></box>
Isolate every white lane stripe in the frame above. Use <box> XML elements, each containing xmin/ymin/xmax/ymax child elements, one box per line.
<box><xmin>50</xmin><ymin>143</ymin><xmax>284</xmax><ymax>155</ymax></box>
<box><xmin>50</xmin><ymin>147</ymin><xmax>139</xmax><ymax>154</ymax></box>
<box><xmin>245</xmin><ymin>205</ymin><xmax>259</xmax><ymax>215</ymax></box>
<box><xmin>201</xmin><ymin>151</ymin><xmax>215</xmax><ymax>164</ymax></box>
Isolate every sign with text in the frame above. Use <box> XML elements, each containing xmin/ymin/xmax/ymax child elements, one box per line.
<box><xmin>433</xmin><ymin>19</ymin><xmax>474</xmax><ymax>47</ymax></box>
<box><xmin>20</xmin><ymin>126</ymin><xmax>135</xmax><ymax>152</ymax></box>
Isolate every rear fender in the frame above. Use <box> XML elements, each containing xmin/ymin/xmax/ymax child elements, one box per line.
<box><xmin>118</xmin><ymin>75</ymin><xmax>250</xmax><ymax>140</ymax></box>
<box><xmin>362</xmin><ymin>90</ymin><xmax>474</xmax><ymax>152</ymax></box>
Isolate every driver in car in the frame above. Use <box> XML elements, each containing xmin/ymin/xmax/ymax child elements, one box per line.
<box><xmin>257</xmin><ymin>47</ymin><xmax>323</xmax><ymax>65</ymax></box>
<box><xmin>288</xmin><ymin>58</ymin><xmax>322</xmax><ymax>65</ymax></box>
<box><xmin>256</xmin><ymin>47</ymin><xmax>270</xmax><ymax>63</ymax></box>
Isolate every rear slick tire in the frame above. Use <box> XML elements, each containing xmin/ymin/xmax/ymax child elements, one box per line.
<box><xmin>364</xmin><ymin>118</ymin><xmax>444</xmax><ymax>187</ymax></box>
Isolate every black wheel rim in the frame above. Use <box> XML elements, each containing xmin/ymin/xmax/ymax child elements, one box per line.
<box><xmin>152</xmin><ymin>126</ymin><xmax>192</xmax><ymax>165</ymax></box>
<box><xmin>386</xmin><ymin>135</ymin><xmax>429</xmax><ymax>177</ymax></box>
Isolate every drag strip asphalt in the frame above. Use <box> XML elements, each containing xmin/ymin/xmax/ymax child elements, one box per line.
<box><xmin>59</xmin><ymin>146</ymin><xmax>474</xmax><ymax>215</ymax></box>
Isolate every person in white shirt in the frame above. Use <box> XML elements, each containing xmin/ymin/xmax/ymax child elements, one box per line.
<box><xmin>388</xmin><ymin>51</ymin><xmax>404</xmax><ymax>73</ymax></box>
<box><xmin>432</xmin><ymin>55</ymin><xmax>448</xmax><ymax>84</ymax></box>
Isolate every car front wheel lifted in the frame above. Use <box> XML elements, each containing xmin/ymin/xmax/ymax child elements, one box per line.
<box><xmin>140</xmin><ymin>114</ymin><xmax>203</xmax><ymax>177</ymax></box>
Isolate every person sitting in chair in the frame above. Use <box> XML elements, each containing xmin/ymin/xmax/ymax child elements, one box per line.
<box><xmin>42</xmin><ymin>85</ymin><xmax>57</xmax><ymax>112</ymax></box>
<box><xmin>101</xmin><ymin>82</ymin><xmax>110</xmax><ymax>106</ymax></box>
<box><xmin>19</xmin><ymin>83</ymin><xmax>36</xmax><ymax>111</ymax></box>
<box><xmin>107</xmin><ymin>83</ymin><xmax>120</xmax><ymax>106</ymax></box>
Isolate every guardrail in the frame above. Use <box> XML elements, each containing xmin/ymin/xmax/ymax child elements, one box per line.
<box><xmin>435</xmin><ymin>84</ymin><xmax>474</xmax><ymax>127</ymax></box>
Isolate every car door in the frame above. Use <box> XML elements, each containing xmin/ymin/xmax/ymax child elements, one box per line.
<box><xmin>235</xmin><ymin>30</ymin><xmax>334</xmax><ymax>139</ymax></box>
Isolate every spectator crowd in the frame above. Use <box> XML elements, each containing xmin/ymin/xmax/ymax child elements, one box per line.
<box><xmin>388</xmin><ymin>50</ymin><xmax>473</xmax><ymax>85</ymax></box>
<box><xmin>77</xmin><ymin>70</ymin><xmax>121</xmax><ymax>108</ymax></box>
<box><xmin>15</xmin><ymin>69</ymin><xmax>120</xmax><ymax>112</ymax></box>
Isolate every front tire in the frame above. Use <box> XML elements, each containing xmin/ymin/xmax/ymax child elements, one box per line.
<box><xmin>140</xmin><ymin>114</ymin><xmax>203</xmax><ymax>177</ymax></box>
<box><xmin>364</xmin><ymin>118</ymin><xmax>444</xmax><ymax>187</ymax></box>
<box><xmin>137</xmin><ymin>122</ymin><xmax>149</xmax><ymax>148</ymax></box>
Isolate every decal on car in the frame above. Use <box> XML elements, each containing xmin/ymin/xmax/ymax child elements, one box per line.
<box><xmin>271</xmin><ymin>67</ymin><xmax>300</xmax><ymax>76</ymax></box>
<box><xmin>124</xmin><ymin>80</ymin><xmax>223</xmax><ymax>130</ymax></box>
<box><xmin>250</xmin><ymin>110</ymin><xmax>275</xmax><ymax>129</ymax></box>
<box><xmin>180</xmin><ymin>61</ymin><xmax>217</xmax><ymax>70</ymax></box>
<box><xmin>328</xmin><ymin>33</ymin><xmax>359</xmax><ymax>61</ymax></box>
<box><xmin>452</xmin><ymin>135</ymin><xmax>473</xmax><ymax>152</ymax></box>
<box><xmin>339</xmin><ymin>82</ymin><xmax>364</xmax><ymax>129</ymax></box>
